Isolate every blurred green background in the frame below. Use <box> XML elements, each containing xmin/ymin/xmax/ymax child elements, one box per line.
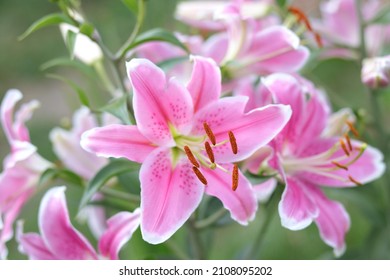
<box><xmin>1</xmin><ymin>0</ymin><xmax>389</xmax><ymax>260</ymax></box>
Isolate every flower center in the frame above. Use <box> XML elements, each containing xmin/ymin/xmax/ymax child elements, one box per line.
<box><xmin>281</xmin><ymin>123</ymin><xmax>366</xmax><ymax>186</ymax></box>
<box><xmin>173</xmin><ymin>122</ymin><xmax>239</xmax><ymax>190</ymax></box>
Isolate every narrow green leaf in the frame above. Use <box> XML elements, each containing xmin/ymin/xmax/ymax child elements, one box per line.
<box><xmin>41</xmin><ymin>57</ymin><xmax>97</xmax><ymax>81</ymax></box>
<box><xmin>79</xmin><ymin>159</ymin><xmax>140</xmax><ymax>210</ymax></box>
<box><xmin>127</xmin><ymin>28</ymin><xmax>189</xmax><ymax>54</ymax></box>
<box><xmin>19</xmin><ymin>13</ymin><xmax>73</xmax><ymax>41</ymax></box>
<box><xmin>100</xmin><ymin>95</ymin><xmax>132</xmax><ymax>125</ymax></box>
<box><xmin>157</xmin><ymin>56</ymin><xmax>189</xmax><ymax>72</ymax></box>
<box><xmin>39</xmin><ymin>168</ymin><xmax>84</xmax><ymax>187</ymax></box>
<box><xmin>122</xmin><ymin>0</ymin><xmax>138</xmax><ymax>14</ymax></box>
<box><xmin>46</xmin><ymin>74</ymin><xmax>90</xmax><ymax>107</ymax></box>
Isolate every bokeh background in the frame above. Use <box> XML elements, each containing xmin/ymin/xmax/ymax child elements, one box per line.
<box><xmin>1</xmin><ymin>0</ymin><xmax>389</xmax><ymax>259</ymax></box>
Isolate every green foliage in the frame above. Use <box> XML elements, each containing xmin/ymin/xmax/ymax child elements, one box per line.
<box><xmin>39</xmin><ymin>168</ymin><xmax>84</xmax><ymax>188</ymax></box>
<box><xmin>122</xmin><ymin>0</ymin><xmax>140</xmax><ymax>14</ymax></box>
<box><xmin>19</xmin><ymin>13</ymin><xmax>73</xmax><ymax>41</ymax></box>
<box><xmin>100</xmin><ymin>95</ymin><xmax>132</xmax><ymax>125</ymax></box>
<box><xmin>79</xmin><ymin>159</ymin><xmax>140</xmax><ymax>210</ymax></box>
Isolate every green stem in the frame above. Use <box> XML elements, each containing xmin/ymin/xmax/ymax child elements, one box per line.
<box><xmin>115</xmin><ymin>0</ymin><xmax>146</xmax><ymax>61</ymax></box>
<box><xmin>187</xmin><ymin>218</ymin><xmax>205</xmax><ymax>259</ymax></box>
<box><xmin>246</xmin><ymin>187</ymin><xmax>280</xmax><ymax>259</ymax></box>
<box><xmin>100</xmin><ymin>187</ymin><xmax>140</xmax><ymax>203</ymax></box>
<box><xmin>165</xmin><ymin>240</ymin><xmax>190</xmax><ymax>260</ymax></box>
<box><xmin>194</xmin><ymin>207</ymin><xmax>227</xmax><ymax>229</ymax></box>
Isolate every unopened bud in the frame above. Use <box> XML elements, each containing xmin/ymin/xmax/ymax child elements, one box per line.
<box><xmin>361</xmin><ymin>56</ymin><xmax>390</xmax><ymax>89</ymax></box>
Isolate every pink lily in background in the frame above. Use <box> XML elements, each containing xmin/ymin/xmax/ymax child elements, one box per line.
<box><xmin>50</xmin><ymin>107</ymin><xmax>120</xmax><ymax>239</ymax></box>
<box><xmin>81</xmin><ymin>56</ymin><xmax>292</xmax><ymax>244</ymax></box>
<box><xmin>240</xmin><ymin>74</ymin><xmax>385</xmax><ymax>256</ymax></box>
<box><xmin>18</xmin><ymin>186</ymin><xmax>140</xmax><ymax>260</ymax></box>
<box><xmin>0</xmin><ymin>90</ymin><xmax>52</xmax><ymax>259</ymax></box>
<box><xmin>314</xmin><ymin>0</ymin><xmax>390</xmax><ymax>59</ymax></box>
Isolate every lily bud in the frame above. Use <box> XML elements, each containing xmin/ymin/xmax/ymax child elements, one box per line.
<box><xmin>361</xmin><ymin>56</ymin><xmax>390</xmax><ymax>89</ymax></box>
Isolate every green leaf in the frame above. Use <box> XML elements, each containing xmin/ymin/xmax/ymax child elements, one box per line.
<box><xmin>100</xmin><ymin>95</ymin><xmax>132</xmax><ymax>125</ymax></box>
<box><xmin>46</xmin><ymin>74</ymin><xmax>90</xmax><ymax>107</ymax></box>
<box><xmin>19</xmin><ymin>13</ymin><xmax>73</xmax><ymax>41</ymax></box>
<box><xmin>157</xmin><ymin>56</ymin><xmax>189</xmax><ymax>72</ymax></box>
<box><xmin>65</xmin><ymin>29</ymin><xmax>77</xmax><ymax>59</ymax></box>
<box><xmin>122</xmin><ymin>0</ymin><xmax>138</xmax><ymax>14</ymax></box>
<box><xmin>41</xmin><ymin>57</ymin><xmax>97</xmax><ymax>81</ymax></box>
<box><xmin>39</xmin><ymin>168</ymin><xmax>84</xmax><ymax>187</ymax></box>
<box><xmin>127</xmin><ymin>28</ymin><xmax>189</xmax><ymax>54</ymax></box>
<box><xmin>369</xmin><ymin>5</ymin><xmax>390</xmax><ymax>24</ymax></box>
<box><xmin>79</xmin><ymin>22</ymin><xmax>94</xmax><ymax>37</ymax></box>
<box><xmin>79</xmin><ymin>159</ymin><xmax>139</xmax><ymax>210</ymax></box>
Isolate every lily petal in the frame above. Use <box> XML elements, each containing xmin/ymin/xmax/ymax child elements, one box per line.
<box><xmin>81</xmin><ymin>124</ymin><xmax>156</xmax><ymax>163</ymax></box>
<box><xmin>253</xmin><ymin>178</ymin><xmax>277</xmax><ymax>203</ymax></box>
<box><xmin>193</xmin><ymin>96</ymin><xmax>291</xmax><ymax>163</ymax></box>
<box><xmin>187</xmin><ymin>56</ymin><xmax>221</xmax><ymax>112</ymax></box>
<box><xmin>308</xmin><ymin>186</ymin><xmax>350</xmax><ymax>257</ymax></box>
<box><xmin>279</xmin><ymin>177</ymin><xmax>318</xmax><ymax>230</ymax></box>
<box><xmin>39</xmin><ymin>186</ymin><xmax>98</xmax><ymax>260</ymax></box>
<box><xmin>1</xmin><ymin>89</ymin><xmax>23</xmax><ymax>143</ymax></box>
<box><xmin>203</xmin><ymin>165</ymin><xmax>257</xmax><ymax>225</ymax></box>
<box><xmin>140</xmin><ymin>148</ymin><xmax>203</xmax><ymax>244</ymax></box>
<box><xmin>98</xmin><ymin>209</ymin><xmax>141</xmax><ymax>260</ymax></box>
<box><xmin>127</xmin><ymin>59</ymin><xmax>194</xmax><ymax>145</ymax></box>
<box><xmin>17</xmin><ymin>221</ymin><xmax>56</xmax><ymax>260</ymax></box>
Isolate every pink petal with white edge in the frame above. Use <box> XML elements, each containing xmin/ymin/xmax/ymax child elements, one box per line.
<box><xmin>98</xmin><ymin>209</ymin><xmax>140</xmax><ymax>260</ymax></box>
<box><xmin>13</xmin><ymin>99</ymin><xmax>40</xmax><ymax>143</ymax></box>
<box><xmin>245</xmin><ymin>26</ymin><xmax>309</xmax><ymax>74</ymax></box>
<box><xmin>187</xmin><ymin>56</ymin><xmax>221</xmax><ymax>112</ymax></box>
<box><xmin>253</xmin><ymin>178</ymin><xmax>277</xmax><ymax>203</ymax></box>
<box><xmin>279</xmin><ymin>177</ymin><xmax>318</xmax><ymax>230</ymax></box>
<box><xmin>140</xmin><ymin>148</ymin><xmax>203</xmax><ymax>244</ymax></box>
<box><xmin>1</xmin><ymin>89</ymin><xmax>23</xmax><ymax>143</ymax></box>
<box><xmin>81</xmin><ymin>124</ymin><xmax>156</xmax><ymax>164</ymax></box>
<box><xmin>203</xmin><ymin>165</ymin><xmax>257</xmax><ymax>225</ymax></box>
<box><xmin>127</xmin><ymin>59</ymin><xmax>194</xmax><ymax>145</ymax></box>
<box><xmin>39</xmin><ymin>186</ymin><xmax>98</xmax><ymax>260</ymax></box>
<box><xmin>17</xmin><ymin>222</ymin><xmax>55</xmax><ymax>260</ymax></box>
<box><xmin>308</xmin><ymin>186</ymin><xmax>350</xmax><ymax>257</ymax></box>
<box><xmin>193</xmin><ymin>96</ymin><xmax>291</xmax><ymax>163</ymax></box>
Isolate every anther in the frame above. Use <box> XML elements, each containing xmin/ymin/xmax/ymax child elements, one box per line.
<box><xmin>346</xmin><ymin>121</ymin><xmax>359</xmax><ymax>137</ymax></box>
<box><xmin>331</xmin><ymin>161</ymin><xmax>348</xmax><ymax>171</ymax></box>
<box><xmin>232</xmin><ymin>164</ymin><xmax>239</xmax><ymax>191</ymax></box>
<box><xmin>184</xmin><ymin>146</ymin><xmax>200</xmax><ymax>168</ymax></box>
<box><xmin>344</xmin><ymin>134</ymin><xmax>353</xmax><ymax>151</ymax></box>
<box><xmin>288</xmin><ymin>6</ymin><xmax>313</xmax><ymax>31</ymax></box>
<box><xmin>339</xmin><ymin>139</ymin><xmax>350</xmax><ymax>156</ymax></box>
<box><xmin>314</xmin><ymin>32</ymin><xmax>323</xmax><ymax>48</ymax></box>
<box><xmin>203</xmin><ymin>122</ymin><xmax>216</xmax><ymax>145</ymax></box>
<box><xmin>204</xmin><ymin>141</ymin><xmax>215</xmax><ymax>163</ymax></box>
<box><xmin>348</xmin><ymin>175</ymin><xmax>363</xmax><ymax>186</ymax></box>
<box><xmin>193</xmin><ymin>166</ymin><xmax>208</xmax><ymax>185</ymax></box>
<box><xmin>228</xmin><ymin>131</ymin><xmax>238</xmax><ymax>154</ymax></box>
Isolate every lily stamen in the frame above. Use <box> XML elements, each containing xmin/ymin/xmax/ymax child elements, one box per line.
<box><xmin>192</xmin><ymin>166</ymin><xmax>208</xmax><ymax>185</ymax></box>
<box><xmin>331</xmin><ymin>161</ymin><xmax>348</xmax><ymax>170</ymax></box>
<box><xmin>232</xmin><ymin>164</ymin><xmax>239</xmax><ymax>191</ymax></box>
<box><xmin>184</xmin><ymin>145</ymin><xmax>200</xmax><ymax>168</ymax></box>
<box><xmin>339</xmin><ymin>139</ymin><xmax>350</xmax><ymax>156</ymax></box>
<box><xmin>228</xmin><ymin>131</ymin><xmax>238</xmax><ymax>154</ymax></box>
<box><xmin>203</xmin><ymin>122</ymin><xmax>216</xmax><ymax>145</ymax></box>
<box><xmin>346</xmin><ymin>120</ymin><xmax>359</xmax><ymax>137</ymax></box>
<box><xmin>344</xmin><ymin>134</ymin><xmax>353</xmax><ymax>151</ymax></box>
<box><xmin>204</xmin><ymin>141</ymin><xmax>215</xmax><ymax>163</ymax></box>
<box><xmin>348</xmin><ymin>175</ymin><xmax>363</xmax><ymax>186</ymax></box>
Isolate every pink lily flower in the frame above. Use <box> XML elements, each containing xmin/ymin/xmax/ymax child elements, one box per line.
<box><xmin>0</xmin><ymin>90</ymin><xmax>52</xmax><ymax>259</ymax></box>
<box><xmin>315</xmin><ymin>0</ymin><xmax>390</xmax><ymax>58</ymax></box>
<box><xmin>50</xmin><ymin>107</ymin><xmax>120</xmax><ymax>238</ymax></box>
<box><xmin>81</xmin><ymin>56</ymin><xmax>292</xmax><ymax>244</ymax></box>
<box><xmin>17</xmin><ymin>186</ymin><xmax>140</xmax><ymax>260</ymax></box>
<box><xmin>240</xmin><ymin>74</ymin><xmax>385</xmax><ymax>256</ymax></box>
